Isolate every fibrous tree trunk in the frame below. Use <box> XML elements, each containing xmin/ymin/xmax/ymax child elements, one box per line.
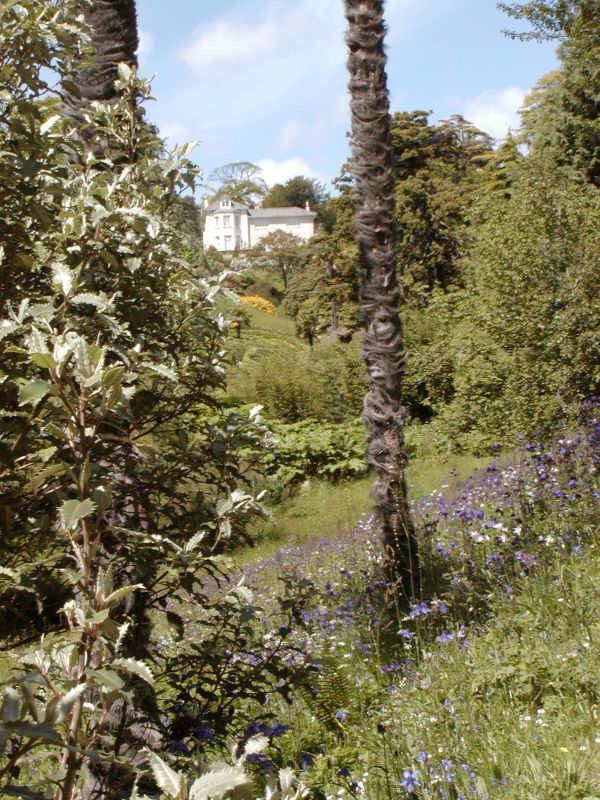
<box><xmin>64</xmin><ymin>0</ymin><xmax>139</xmax><ymax>157</ymax></box>
<box><xmin>344</xmin><ymin>0</ymin><xmax>420</xmax><ymax>598</ymax></box>
<box><xmin>66</xmin><ymin>0</ymin><xmax>138</xmax><ymax>109</ymax></box>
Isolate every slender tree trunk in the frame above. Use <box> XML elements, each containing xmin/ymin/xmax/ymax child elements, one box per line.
<box><xmin>331</xmin><ymin>293</ymin><xmax>339</xmax><ymax>331</ymax></box>
<box><xmin>344</xmin><ymin>0</ymin><xmax>420</xmax><ymax>598</ymax></box>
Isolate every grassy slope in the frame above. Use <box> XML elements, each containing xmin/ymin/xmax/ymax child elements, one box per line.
<box><xmin>257</xmin><ymin>423</ymin><xmax>600</xmax><ymax>800</ymax></box>
<box><xmin>241</xmin><ymin>452</ymin><xmax>488</xmax><ymax>566</ymax></box>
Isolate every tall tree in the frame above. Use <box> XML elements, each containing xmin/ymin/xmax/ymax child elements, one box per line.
<box><xmin>344</xmin><ymin>0</ymin><xmax>419</xmax><ymax>597</ymax></box>
<box><xmin>262</xmin><ymin>175</ymin><xmax>329</xmax><ymax>209</ymax></box>
<box><xmin>207</xmin><ymin>161</ymin><xmax>267</xmax><ymax>207</ymax></box>
<box><xmin>500</xmin><ymin>1</ymin><xmax>600</xmax><ymax>184</ymax></box>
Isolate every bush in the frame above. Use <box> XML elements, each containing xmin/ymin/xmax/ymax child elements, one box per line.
<box><xmin>228</xmin><ymin>339</ymin><xmax>367</xmax><ymax>423</ymax></box>
<box><xmin>240</xmin><ymin>295</ymin><xmax>277</xmax><ymax>314</ymax></box>
<box><xmin>262</xmin><ymin>419</ymin><xmax>368</xmax><ymax>499</ymax></box>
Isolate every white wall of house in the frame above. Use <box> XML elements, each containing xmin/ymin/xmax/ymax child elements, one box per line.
<box><xmin>248</xmin><ymin>216</ymin><xmax>314</xmax><ymax>246</ymax></box>
<box><xmin>203</xmin><ymin>198</ymin><xmax>315</xmax><ymax>252</ymax></box>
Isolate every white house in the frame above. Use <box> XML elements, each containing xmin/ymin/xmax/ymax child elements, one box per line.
<box><xmin>203</xmin><ymin>197</ymin><xmax>317</xmax><ymax>252</ymax></box>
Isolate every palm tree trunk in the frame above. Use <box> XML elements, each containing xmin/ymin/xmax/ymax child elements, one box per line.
<box><xmin>64</xmin><ymin>0</ymin><xmax>139</xmax><ymax>159</ymax></box>
<box><xmin>344</xmin><ymin>0</ymin><xmax>420</xmax><ymax>598</ymax></box>
<box><xmin>66</xmin><ymin>0</ymin><xmax>138</xmax><ymax>108</ymax></box>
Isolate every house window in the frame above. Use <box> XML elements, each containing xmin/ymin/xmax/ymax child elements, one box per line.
<box><xmin>224</xmin><ymin>235</ymin><xmax>232</xmax><ymax>250</ymax></box>
<box><xmin>223</xmin><ymin>216</ymin><xmax>231</xmax><ymax>227</ymax></box>
<box><xmin>215</xmin><ymin>216</ymin><xmax>220</xmax><ymax>227</ymax></box>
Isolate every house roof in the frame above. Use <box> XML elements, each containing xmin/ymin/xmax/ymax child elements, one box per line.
<box><xmin>249</xmin><ymin>206</ymin><xmax>316</xmax><ymax>219</ymax></box>
<box><xmin>206</xmin><ymin>201</ymin><xmax>247</xmax><ymax>213</ymax></box>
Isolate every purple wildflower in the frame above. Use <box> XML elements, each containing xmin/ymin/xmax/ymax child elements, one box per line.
<box><xmin>400</xmin><ymin>768</ymin><xmax>419</xmax><ymax>794</ymax></box>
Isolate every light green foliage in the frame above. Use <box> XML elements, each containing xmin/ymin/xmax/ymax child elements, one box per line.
<box><xmin>226</xmin><ymin>314</ymin><xmax>366</xmax><ymax>423</ymax></box>
<box><xmin>249</xmin><ymin>230</ymin><xmax>307</xmax><ymax>290</ymax></box>
<box><xmin>433</xmin><ymin>174</ymin><xmax>600</xmax><ymax>450</ymax></box>
<box><xmin>0</xmin><ymin>5</ymin><xmax>269</xmax><ymax>797</ymax></box>
<box><xmin>262</xmin><ymin>419</ymin><xmax>368</xmax><ymax>499</ymax></box>
<box><xmin>283</xmin><ymin>175</ymin><xmax>360</xmax><ymax>334</ymax></box>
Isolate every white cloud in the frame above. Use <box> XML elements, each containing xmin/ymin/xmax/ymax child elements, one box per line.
<box><xmin>256</xmin><ymin>157</ymin><xmax>324</xmax><ymax>187</ymax></box>
<box><xmin>137</xmin><ymin>29</ymin><xmax>154</xmax><ymax>58</ymax></box>
<box><xmin>180</xmin><ymin>15</ymin><xmax>290</xmax><ymax>75</ymax></box>
<box><xmin>464</xmin><ymin>87</ymin><xmax>526</xmax><ymax>142</ymax></box>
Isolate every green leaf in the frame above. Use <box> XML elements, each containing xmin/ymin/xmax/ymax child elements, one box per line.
<box><xmin>189</xmin><ymin>765</ymin><xmax>250</xmax><ymax>800</ymax></box>
<box><xmin>102</xmin><ymin>365</ymin><xmax>125</xmax><ymax>387</ymax></box>
<box><xmin>71</xmin><ymin>292</ymin><xmax>110</xmax><ymax>310</ymax></box>
<box><xmin>59</xmin><ymin>498</ymin><xmax>96</xmax><ymax>531</ymax></box>
<box><xmin>25</xmin><ymin>463</ymin><xmax>68</xmax><ymax>493</ymax></box>
<box><xmin>3</xmin><ymin>784</ymin><xmax>50</xmax><ymax>799</ymax></box>
<box><xmin>145</xmin><ymin>750</ymin><xmax>182</xmax><ymax>799</ymax></box>
<box><xmin>30</xmin><ymin>352</ymin><xmax>57</xmax><ymax>370</ymax></box>
<box><xmin>52</xmin><ymin>263</ymin><xmax>75</xmax><ymax>295</ymax></box>
<box><xmin>40</xmin><ymin>114</ymin><xmax>61</xmax><ymax>135</ymax></box>
<box><xmin>1</xmin><ymin>721</ymin><xmax>60</xmax><ymax>743</ymax></box>
<box><xmin>141</xmin><ymin>362</ymin><xmax>177</xmax><ymax>381</ymax></box>
<box><xmin>88</xmin><ymin>669</ymin><xmax>125</xmax><ymax>691</ymax></box>
<box><xmin>113</xmin><ymin>658</ymin><xmax>154</xmax><ymax>685</ymax></box>
<box><xmin>1</xmin><ymin>688</ymin><xmax>21</xmax><ymax>723</ymax></box>
<box><xmin>18</xmin><ymin>380</ymin><xmax>52</xmax><ymax>407</ymax></box>
<box><xmin>54</xmin><ymin>684</ymin><xmax>87</xmax><ymax>724</ymax></box>
<box><xmin>117</xmin><ymin>62</ymin><xmax>133</xmax><ymax>82</ymax></box>
<box><xmin>0</xmin><ymin>320</ymin><xmax>18</xmax><ymax>341</ymax></box>
<box><xmin>103</xmin><ymin>583</ymin><xmax>144</xmax><ymax>608</ymax></box>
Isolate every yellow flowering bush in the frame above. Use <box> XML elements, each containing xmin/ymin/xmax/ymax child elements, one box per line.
<box><xmin>240</xmin><ymin>295</ymin><xmax>276</xmax><ymax>314</ymax></box>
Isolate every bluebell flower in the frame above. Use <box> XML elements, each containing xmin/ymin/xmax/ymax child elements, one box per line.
<box><xmin>400</xmin><ymin>768</ymin><xmax>419</xmax><ymax>794</ymax></box>
<box><xmin>300</xmin><ymin>753</ymin><xmax>314</xmax><ymax>771</ymax></box>
<box><xmin>168</xmin><ymin>740</ymin><xmax>190</xmax><ymax>756</ymax></box>
<box><xmin>246</xmin><ymin>753</ymin><xmax>274</xmax><ymax>772</ymax></box>
<box><xmin>191</xmin><ymin>725</ymin><xmax>215</xmax><ymax>742</ymax></box>
<box><xmin>409</xmin><ymin>601</ymin><xmax>430</xmax><ymax>619</ymax></box>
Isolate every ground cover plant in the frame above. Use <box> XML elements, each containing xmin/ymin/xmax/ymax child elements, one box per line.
<box><xmin>242</xmin><ymin>405</ymin><xmax>600</xmax><ymax>799</ymax></box>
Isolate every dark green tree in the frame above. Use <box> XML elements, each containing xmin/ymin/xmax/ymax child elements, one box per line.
<box><xmin>391</xmin><ymin>111</ymin><xmax>492</xmax><ymax>298</ymax></box>
<box><xmin>501</xmin><ymin>1</ymin><xmax>600</xmax><ymax>185</ymax></box>
<box><xmin>263</xmin><ymin>175</ymin><xmax>329</xmax><ymax>209</ymax></box>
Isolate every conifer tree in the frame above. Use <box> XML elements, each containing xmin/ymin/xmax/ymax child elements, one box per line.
<box><xmin>344</xmin><ymin>0</ymin><xmax>419</xmax><ymax>597</ymax></box>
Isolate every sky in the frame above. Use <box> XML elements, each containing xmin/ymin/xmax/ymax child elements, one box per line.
<box><xmin>135</xmin><ymin>0</ymin><xmax>559</xmax><ymax>190</ymax></box>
